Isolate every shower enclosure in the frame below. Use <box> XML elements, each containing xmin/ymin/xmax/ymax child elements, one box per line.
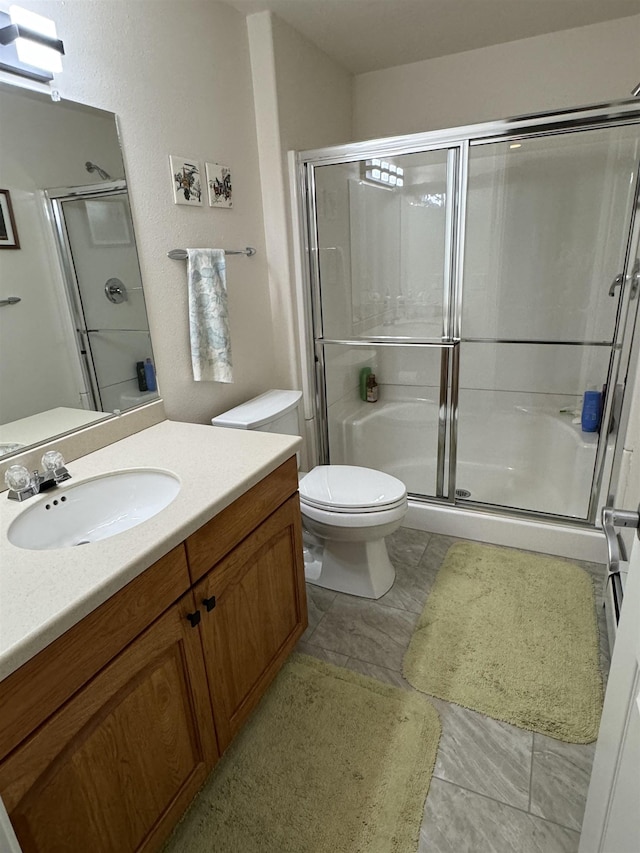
<box><xmin>45</xmin><ymin>182</ymin><xmax>157</xmax><ymax>413</ymax></box>
<box><xmin>296</xmin><ymin>100</ymin><xmax>640</xmax><ymax>527</ymax></box>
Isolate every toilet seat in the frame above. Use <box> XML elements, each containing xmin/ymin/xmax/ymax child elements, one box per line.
<box><xmin>300</xmin><ymin>497</ymin><xmax>407</xmax><ymax>529</ymax></box>
<box><xmin>299</xmin><ymin>465</ymin><xmax>407</xmax><ymax>514</ymax></box>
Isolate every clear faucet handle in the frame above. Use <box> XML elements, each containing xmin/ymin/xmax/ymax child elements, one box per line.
<box><xmin>4</xmin><ymin>464</ymin><xmax>31</xmax><ymax>491</ymax></box>
<box><xmin>41</xmin><ymin>450</ymin><xmax>65</xmax><ymax>471</ymax></box>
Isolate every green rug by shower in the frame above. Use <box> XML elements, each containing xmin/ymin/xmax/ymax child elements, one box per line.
<box><xmin>165</xmin><ymin>653</ymin><xmax>441</xmax><ymax>853</ymax></box>
<box><xmin>403</xmin><ymin>542</ymin><xmax>603</xmax><ymax>743</ymax></box>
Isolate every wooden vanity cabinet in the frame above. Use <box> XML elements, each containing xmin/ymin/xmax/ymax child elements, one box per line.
<box><xmin>0</xmin><ymin>457</ymin><xmax>307</xmax><ymax>853</ymax></box>
<box><xmin>194</xmin><ymin>493</ymin><xmax>307</xmax><ymax>752</ymax></box>
<box><xmin>0</xmin><ymin>592</ymin><xmax>219</xmax><ymax>853</ymax></box>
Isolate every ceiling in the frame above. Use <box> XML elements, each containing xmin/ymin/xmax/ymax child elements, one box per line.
<box><xmin>225</xmin><ymin>0</ymin><xmax>640</xmax><ymax>74</ymax></box>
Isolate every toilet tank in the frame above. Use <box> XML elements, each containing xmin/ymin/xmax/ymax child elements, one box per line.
<box><xmin>211</xmin><ymin>389</ymin><xmax>302</xmax><ymax>436</ymax></box>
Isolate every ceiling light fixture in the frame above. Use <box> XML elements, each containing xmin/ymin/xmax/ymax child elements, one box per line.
<box><xmin>0</xmin><ymin>5</ymin><xmax>64</xmax><ymax>83</ymax></box>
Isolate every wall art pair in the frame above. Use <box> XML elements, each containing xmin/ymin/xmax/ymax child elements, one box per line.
<box><xmin>169</xmin><ymin>155</ymin><xmax>232</xmax><ymax>208</ymax></box>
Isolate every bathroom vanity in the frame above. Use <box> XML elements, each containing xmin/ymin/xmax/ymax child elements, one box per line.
<box><xmin>0</xmin><ymin>421</ymin><xmax>307</xmax><ymax>852</ymax></box>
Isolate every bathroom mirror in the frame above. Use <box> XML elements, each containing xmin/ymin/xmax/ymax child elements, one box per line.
<box><xmin>0</xmin><ymin>82</ymin><xmax>159</xmax><ymax>459</ymax></box>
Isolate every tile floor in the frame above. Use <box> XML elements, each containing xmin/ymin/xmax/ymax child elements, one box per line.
<box><xmin>296</xmin><ymin>529</ymin><xmax>611</xmax><ymax>853</ymax></box>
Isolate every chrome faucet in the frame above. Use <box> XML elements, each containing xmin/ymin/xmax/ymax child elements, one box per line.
<box><xmin>5</xmin><ymin>451</ymin><xmax>71</xmax><ymax>502</ymax></box>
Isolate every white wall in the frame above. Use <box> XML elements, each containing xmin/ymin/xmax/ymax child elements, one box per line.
<box><xmin>247</xmin><ymin>11</ymin><xmax>352</xmax><ymax>400</ymax></box>
<box><xmin>354</xmin><ymin>15</ymin><xmax>640</xmax><ymax>139</ymax></box>
<box><xmin>270</xmin><ymin>14</ymin><xmax>353</xmax><ymax>153</ymax></box>
<box><xmin>19</xmin><ymin>0</ymin><xmax>278</xmax><ymax>425</ymax></box>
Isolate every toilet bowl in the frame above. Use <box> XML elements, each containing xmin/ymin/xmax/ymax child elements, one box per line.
<box><xmin>299</xmin><ymin>465</ymin><xmax>407</xmax><ymax>598</ymax></box>
<box><xmin>211</xmin><ymin>390</ymin><xmax>408</xmax><ymax>599</ymax></box>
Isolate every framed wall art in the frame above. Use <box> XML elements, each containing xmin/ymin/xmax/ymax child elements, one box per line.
<box><xmin>0</xmin><ymin>189</ymin><xmax>20</xmax><ymax>249</ymax></box>
<box><xmin>206</xmin><ymin>162</ymin><xmax>232</xmax><ymax>208</ymax></box>
<box><xmin>170</xmin><ymin>155</ymin><xmax>203</xmax><ymax>206</ymax></box>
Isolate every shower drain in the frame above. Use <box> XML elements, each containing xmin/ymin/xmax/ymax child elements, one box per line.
<box><xmin>455</xmin><ymin>488</ymin><xmax>471</xmax><ymax>499</ymax></box>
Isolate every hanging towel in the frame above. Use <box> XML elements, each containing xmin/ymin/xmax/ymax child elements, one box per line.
<box><xmin>187</xmin><ymin>248</ymin><xmax>233</xmax><ymax>383</ymax></box>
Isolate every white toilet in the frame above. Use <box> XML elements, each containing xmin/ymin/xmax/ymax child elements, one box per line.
<box><xmin>211</xmin><ymin>389</ymin><xmax>408</xmax><ymax>599</ymax></box>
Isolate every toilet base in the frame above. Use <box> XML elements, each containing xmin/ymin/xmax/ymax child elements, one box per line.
<box><xmin>303</xmin><ymin>533</ymin><xmax>395</xmax><ymax>599</ymax></box>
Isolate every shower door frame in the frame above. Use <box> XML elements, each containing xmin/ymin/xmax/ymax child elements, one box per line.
<box><xmin>45</xmin><ymin>181</ymin><xmax>129</xmax><ymax>412</ymax></box>
<box><xmin>296</xmin><ymin>98</ymin><xmax>640</xmax><ymax>527</ymax></box>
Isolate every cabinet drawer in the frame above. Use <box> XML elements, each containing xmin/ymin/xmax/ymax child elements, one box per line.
<box><xmin>185</xmin><ymin>456</ymin><xmax>299</xmax><ymax>583</ymax></box>
<box><xmin>0</xmin><ymin>544</ymin><xmax>191</xmax><ymax>760</ymax></box>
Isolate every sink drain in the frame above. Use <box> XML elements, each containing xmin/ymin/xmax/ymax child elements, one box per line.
<box><xmin>455</xmin><ymin>488</ymin><xmax>471</xmax><ymax>499</ymax></box>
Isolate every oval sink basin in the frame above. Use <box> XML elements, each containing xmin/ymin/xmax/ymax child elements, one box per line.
<box><xmin>8</xmin><ymin>469</ymin><xmax>181</xmax><ymax>550</ymax></box>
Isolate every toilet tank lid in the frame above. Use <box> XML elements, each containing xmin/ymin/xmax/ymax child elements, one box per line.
<box><xmin>211</xmin><ymin>389</ymin><xmax>302</xmax><ymax>429</ymax></box>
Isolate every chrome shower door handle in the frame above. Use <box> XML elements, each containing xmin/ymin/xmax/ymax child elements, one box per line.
<box><xmin>602</xmin><ymin>506</ymin><xmax>640</xmax><ymax>575</ymax></box>
<box><xmin>609</xmin><ymin>260</ymin><xmax>639</xmax><ymax>299</ymax></box>
<box><xmin>608</xmin><ymin>274</ymin><xmax>623</xmax><ymax>297</ymax></box>
<box><xmin>630</xmin><ymin>258</ymin><xmax>639</xmax><ymax>300</ymax></box>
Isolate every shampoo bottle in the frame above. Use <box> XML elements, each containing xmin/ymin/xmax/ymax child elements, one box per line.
<box><xmin>366</xmin><ymin>373</ymin><xmax>378</xmax><ymax>403</ymax></box>
<box><xmin>581</xmin><ymin>388</ymin><xmax>602</xmax><ymax>432</ymax></box>
<box><xmin>144</xmin><ymin>358</ymin><xmax>157</xmax><ymax>392</ymax></box>
<box><xmin>359</xmin><ymin>367</ymin><xmax>372</xmax><ymax>402</ymax></box>
<box><xmin>136</xmin><ymin>361</ymin><xmax>147</xmax><ymax>392</ymax></box>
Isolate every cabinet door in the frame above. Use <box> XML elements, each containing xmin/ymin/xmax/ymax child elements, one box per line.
<box><xmin>0</xmin><ymin>593</ymin><xmax>218</xmax><ymax>853</ymax></box>
<box><xmin>195</xmin><ymin>494</ymin><xmax>307</xmax><ymax>752</ymax></box>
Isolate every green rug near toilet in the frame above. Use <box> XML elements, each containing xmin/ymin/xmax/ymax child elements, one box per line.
<box><xmin>165</xmin><ymin>654</ymin><xmax>441</xmax><ymax>853</ymax></box>
<box><xmin>403</xmin><ymin>542</ymin><xmax>604</xmax><ymax>743</ymax></box>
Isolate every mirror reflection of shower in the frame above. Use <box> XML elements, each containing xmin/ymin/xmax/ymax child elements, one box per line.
<box><xmin>46</xmin><ymin>184</ymin><xmax>158</xmax><ymax>414</ymax></box>
<box><xmin>85</xmin><ymin>161</ymin><xmax>112</xmax><ymax>181</ymax></box>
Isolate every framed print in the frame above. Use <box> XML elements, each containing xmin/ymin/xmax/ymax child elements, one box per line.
<box><xmin>85</xmin><ymin>199</ymin><xmax>131</xmax><ymax>246</ymax></box>
<box><xmin>170</xmin><ymin>155</ymin><xmax>203</xmax><ymax>206</ymax></box>
<box><xmin>0</xmin><ymin>189</ymin><xmax>20</xmax><ymax>249</ymax></box>
<box><xmin>206</xmin><ymin>162</ymin><xmax>232</xmax><ymax>208</ymax></box>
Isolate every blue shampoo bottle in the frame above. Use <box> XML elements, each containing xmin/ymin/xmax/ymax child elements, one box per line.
<box><xmin>581</xmin><ymin>389</ymin><xmax>602</xmax><ymax>432</ymax></box>
<box><xmin>144</xmin><ymin>358</ymin><xmax>157</xmax><ymax>392</ymax></box>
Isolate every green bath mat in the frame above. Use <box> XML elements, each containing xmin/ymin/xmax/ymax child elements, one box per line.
<box><xmin>165</xmin><ymin>653</ymin><xmax>441</xmax><ymax>853</ymax></box>
<box><xmin>403</xmin><ymin>542</ymin><xmax>603</xmax><ymax>743</ymax></box>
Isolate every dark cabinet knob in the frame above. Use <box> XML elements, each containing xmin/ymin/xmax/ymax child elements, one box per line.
<box><xmin>186</xmin><ymin>610</ymin><xmax>201</xmax><ymax>627</ymax></box>
<box><xmin>202</xmin><ymin>596</ymin><xmax>216</xmax><ymax>612</ymax></box>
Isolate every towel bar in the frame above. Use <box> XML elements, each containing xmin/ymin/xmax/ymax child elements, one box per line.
<box><xmin>168</xmin><ymin>247</ymin><xmax>256</xmax><ymax>260</ymax></box>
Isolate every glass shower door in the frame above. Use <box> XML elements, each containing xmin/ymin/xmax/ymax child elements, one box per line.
<box><xmin>312</xmin><ymin>147</ymin><xmax>460</xmax><ymax>498</ymax></box>
<box><xmin>460</xmin><ymin>124</ymin><xmax>639</xmax><ymax>519</ymax></box>
<box><xmin>55</xmin><ymin>191</ymin><xmax>157</xmax><ymax>413</ymax></box>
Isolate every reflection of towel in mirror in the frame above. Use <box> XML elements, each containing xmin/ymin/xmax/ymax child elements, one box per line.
<box><xmin>187</xmin><ymin>248</ymin><xmax>233</xmax><ymax>383</ymax></box>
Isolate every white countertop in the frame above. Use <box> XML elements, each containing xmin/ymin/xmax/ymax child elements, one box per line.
<box><xmin>0</xmin><ymin>407</ymin><xmax>109</xmax><ymax>452</ymax></box>
<box><xmin>0</xmin><ymin>420</ymin><xmax>301</xmax><ymax>681</ymax></box>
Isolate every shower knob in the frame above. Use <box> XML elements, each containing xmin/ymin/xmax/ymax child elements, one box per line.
<box><xmin>105</xmin><ymin>278</ymin><xmax>128</xmax><ymax>304</ymax></box>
